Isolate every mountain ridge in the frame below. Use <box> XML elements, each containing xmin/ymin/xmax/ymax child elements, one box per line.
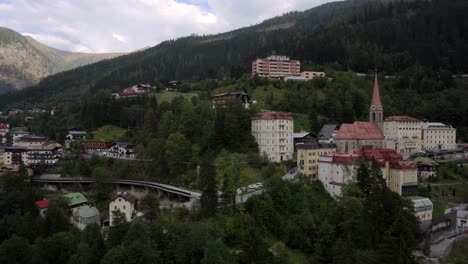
<box><xmin>0</xmin><ymin>27</ymin><xmax>124</xmax><ymax>91</ymax></box>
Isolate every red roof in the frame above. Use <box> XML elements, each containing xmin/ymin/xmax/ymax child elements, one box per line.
<box><xmin>371</xmin><ymin>72</ymin><xmax>382</xmax><ymax>107</ymax></box>
<box><xmin>329</xmin><ymin>181</ymin><xmax>345</xmax><ymax>187</ymax></box>
<box><xmin>35</xmin><ymin>198</ymin><xmax>51</xmax><ymax>209</ymax></box>
<box><xmin>331</xmin><ymin>152</ymin><xmax>361</xmax><ymax>164</ymax></box>
<box><xmin>385</xmin><ymin>116</ymin><xmax>419</xmax><ymax>122</ymax></box>
<box><xmin>0</xmin><ymin>123</ymin><xmax>9</xmax><ymax>129</ymax></box>
<box><xmin>391</xmin><ymin>160</ymin><xmax>418</xmax><ymax>170</ymax></box>
<box><xmin>252</xmin><ymin>111</ymin><xmax>293</xmax><ymax>120</ymax></box>
<box><xmin>334</xmin><ymin>121</ymin><xmax>384</xmax><ymax>140</ymax></box>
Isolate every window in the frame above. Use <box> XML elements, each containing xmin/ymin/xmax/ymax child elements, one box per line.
<box><xmin>114</xmin><ymin>206</ymin><xmax>117</xmax><ymax>210</ymax></box>
<box><xmin>119</xmin><ymin>199</ymin><xmax>121</xmax><ymax>202</ymax></box>
<box><xmin>123</xmin><ymin>205</ymin><xmax>126</xmax><ymax>210</ymax></box>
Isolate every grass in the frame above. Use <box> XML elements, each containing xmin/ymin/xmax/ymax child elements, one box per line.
<box><xmin>151</xmin><ymin>91</ymin><xmax>197</xmax><ymax>104</ymax></box>
<box><xmin>432</xmin><ymin>200</ymin><xmax>446</xmax><ymax>220</ymax></box>
<box><xmin>292</xmin><ymin>113</ymin><xmax>310</xmax><ymax>133</ymax></box>
<box><xmin>446</xmin><ymin>238</ymin><xmax>468</xmax><ymax>263</ymax></box>
<box><xmin>430</xmin><ymin>184</ymin><xmax>468</xmax><ymax>203</ymax></box>
<box><xmin>91</xmin><ymin>125</ymin><xmax>127</xmax><ymax>141</ymax></box>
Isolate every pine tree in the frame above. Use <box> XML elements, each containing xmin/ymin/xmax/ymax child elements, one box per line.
<box><xmin>199</xmin><ymin>153</ymin><xmax>218</xmax><ymax>217</ymax></box>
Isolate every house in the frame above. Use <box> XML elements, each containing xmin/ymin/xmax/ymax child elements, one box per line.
<box><xmin>112</xmin><ymin>84</ymin><xmax>152</xmax><ymax>100</ymax></box>
<box><xmin>212</xmin><ymin>91</ymin><xmax>254</xmax><ymax>109</ymax></box>
<box><xmin>334</xmin><ymin>121</ymin><xmax>385</xmax><ymax>153</ymax></box>
<box><xmin>107</xmin><ymin>142</ymin><xmax>136</xmax><ymax>159</ymax></box>
<box><xmin>300</xmin><ymin>71</ymin><xmax>326</xmax><ymax>80</ymax></box>
<box><xmin>407</xmin><ymin>196</ymin><xmax>433</xmax><ymax>231</ymax></box>
<box><xmin>66</xmin><ymin>130</ymin><xmax>87</xmax><ymax>141</ymax></box>
<box><xmin>63</xmin><ymin>192</ymin><xmax>88</xmax><ymax>208</ymax></box>
<box><xmin>0</xmin><ymin>123</ymin><xmax>9</xmax><ymax>144</ymax></box>
<box><xmin>9</xmin><ymin>127</ymin><xmax>30</xmax><ymax>145</ymax></box>
<box><xmin>72</xmin><ymin>205</ymin><xmax>100</xmax><ymax>230</ymax></box>
<box><xmin>297</xmin><ymin>143</ymin><xmax>336</xmax><ymax>180</ymax></box>
<box><xmin>293</xmin><ymin>132</ymin><xmax>317</xmax><ymax>149</ymax></box>
<box><xmin>457</xmin><ymin>210</ymin><xmax>468</xmax><ymax>227</ymax></box>
<box><xmin>252</xmin><ymin>55</ymin><xmax>301</xmax><ymax>79</ymax></box>
<box><xmin>384</xmin><ymin>116</ymin><xmax>423</xmax><ymax>153</ymax></box>
<box><xmin>109</xmin><ymin>191</ymin><xmax>138</xmax><ymax>226</ymax></box>
<box><xmin>14</xmin><ymin>135</ymin><xmax>48</xmax><ymax>147</ymax></box>
<box><xmin>422</xmin><ymin>122</ymin><xmax>457</xmax><ymax>151</ymax></box>
<box><xmin>318</xmin><ymin>151</ymin><xmax>360</xmax><ymax>197</ymax></box>
<box><xmin>35</xmin><ymin>198</ymin><xmax>51</xmax><ymax>218</ymax></box>
<box><xmin>318</xmin><ymin>124</ymin><xmax>338</xmax><ymax>144</ymax></box>
<box><xmin>166</xmin><ymin>81</ymin><xmax>181</xmax><ymax>91</ymax></box>
<box><xmin>413</xmin><ymin>157</ymin><xmax>438</xmax><ymax>179</ymax></box>
<box><xmin>84</xmin><ymin>141</ymin><xmax>115</xmax><ymax>155</ymax></box>
<box><xmin>251</xmin><ymin>111</ymin><xmax>294</xmax><ymax>162</ymax></box>
<box><xmin>3</xmin><ymin>146</ymin><xmax>60</xmax><ymax>167</ymax></box>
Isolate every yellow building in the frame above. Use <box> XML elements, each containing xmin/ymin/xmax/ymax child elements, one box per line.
<box><xmin>387</xmin><ymin>161</ymin><xmax>418</xmax><ymax>196</ymax></box>
<box><xmin>407</xmin><ymin>196</ymin><xmax>433</xmax><ymax>224</ymax></box>
<box><xmin>14</xmin><ymin>135</ymin><xmax>47</xmax><ymax>147</ymax></box>
<box><xmin>297</xmin><ymin>143</ymin><xmax>336</xmax><ymax>180</ymax></box>
<box><xmin>384</xmin><ymin>116</ymin><xmax>423</xmax><ymax>153</ymax></box>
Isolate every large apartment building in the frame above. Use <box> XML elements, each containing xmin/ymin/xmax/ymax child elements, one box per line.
<box><xmin>251</xmin><ymin>111</ymin><xmax>294</xmax><ymax>162</ymax></box>
<box><xmin>251</xmin><ymin>55</ymin><xmax>300</xmax><ymax>79</ymax></box>
<box><xmin>422</xmin><ymin>122</ymin><xmax>457</xmax><ymax>151</ymax></box>
<box><xmin>384</xmin><ymin>116</ymin><xmax>423</xmax><ymax>153</ymax></box>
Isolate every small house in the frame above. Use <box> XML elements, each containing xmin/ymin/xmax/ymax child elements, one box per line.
<box><xmin>35</xmin><ymin>198</ymin><xmax>51</xmax><ymax>218</ymax></box>
<box><xmin>109</xmin><ymin>191</ymin><xmax>138</xmax><ymax>226</ymax></box>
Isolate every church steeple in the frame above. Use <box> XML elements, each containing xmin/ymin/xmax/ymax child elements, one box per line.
<box><xmin>369</xmin><ymin>71</ymin><xmax>383</xmax><ymax>131</ymax></box>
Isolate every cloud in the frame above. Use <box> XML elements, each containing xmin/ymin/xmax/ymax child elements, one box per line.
<box><xmin>0</xmin><ymin>0</ymin><xmax>334</xmax><ymax>52</ymax></box>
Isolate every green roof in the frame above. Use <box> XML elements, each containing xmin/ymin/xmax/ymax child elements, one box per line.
<box><xmin>63</xmin><ymin>192</ymin><xmax>88</xmax><ymax>206</ymax></box>
<box><xmin>414</xmin><ymin>157</ymin><xmax>438</xmax><ymax>166</ymax></box>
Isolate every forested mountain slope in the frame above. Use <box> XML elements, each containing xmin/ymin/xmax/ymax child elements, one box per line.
<box><xmin>0</xmin><ymin>0</ymin><xmax>467</xmax><ymax>107</ymax></box>
<box><xmin>0</xmin><ymin>27</ymin><xmax>123</xmax><ymax>92</ymax></box>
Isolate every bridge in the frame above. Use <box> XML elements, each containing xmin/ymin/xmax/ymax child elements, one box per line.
<box><xmin>32</xmin><ymin>174</ymin><xmax>201</xmax><ymax>208</ymax></box>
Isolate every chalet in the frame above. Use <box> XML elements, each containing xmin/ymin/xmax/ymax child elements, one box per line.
<box><xmin>112</xmin><ymin>84</ymin><xmax>152</xmax><ymax>100</ymax></box>
<box><xmin>66</xmin><ymin>130</ymin><xmax>87</xmax><ymax>141</ymax></box>
<box><xmin>293</xmin><ymin>132</ymin><xmax>317</xmax><ymax>148</ymax></box>
<box><xmin>212</xmin><ymin>91</ymin><xmax>253</xmax><ymax>109</ymax></box>
<box><xmin>166</xmin><ymin>81</ymin><xmax>181</xmax><ymax>91</ymax></box>
<box><xmin>109</xmin><ymin>191</ymin><xmax>138</xmax><ymax>226</ymax></box>
<box><xmin>108</xmin><ymin>142</ymin><xmax>136</xmax><ymax>159</ymax></box>
<box><xmin>84</xmin><ymin>140</ymin><xmax>115</xmax><ymax>155</ymax></box>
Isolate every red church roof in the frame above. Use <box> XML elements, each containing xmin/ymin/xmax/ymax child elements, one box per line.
<box><xmin>35</xmin><ymin>198</ymin><xmax>51</xmax><ymax>209</ymax></box>
<box><xmin>370</xmin><ymin>72</ymin><xmax>382</xmax><ymax>108</ymax></box>
<box><xmin>385</xmin><ymin>116</ymin><xmax>419</xmax><ymax>122</ymax></box>
<box><xmin>252</xmin><ymin>111</ymin><xmax>293</xmax><ymax>120</ymax></box>
<box><xmin>334</xmin><ymin>121</ymin><xmax>384</xmax><ymax>140</ymax></box>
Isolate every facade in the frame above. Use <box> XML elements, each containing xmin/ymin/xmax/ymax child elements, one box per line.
<box><xmin>318</xmin><ymin>124</ymin><xmax>338</xmax><ymax>144</ymax></box>
<box><xmin>413</xmin><ymin>157</ymin><xmax>438</xmax><ymax>179</ymax></box>
<box><xmin>422</xmin><ymin>122</ymin><xmax>457</xmax><ymax>151</ymax></box>
<box><xmin>297</xmin><ymin>143</ymin><xmax>336</xmax><ymax>180</ymax></box>
<box><xmin>9</xmin><ymin>127</ymin><xmax>30</xmax><ymax>145</ymax></box>
<box><xmin>384</xmin><ymin>116</ymin><xmax>423</xmax><ymax>153</ymax></box>
<box><xmin>334</xmin><ymin>121</ymin><xmax>385</xmax><ymax>153</ymax></box>
<box><xmin>66</xmin><ymin>130</ymin><xmax>87</xmax><ymax>141</ymax></box>
<box><xmin>35</xmin><ymin>198</ymin><xmax>51</xmax><ymax>218</ymax></box>
<box><xmin>387</xmin><ymin>160</ymin><xmax>419</xmax><ymax>196</ymax></box>
<box><xmin>3</xmin><ymin>146</ymin><xmax>60</xmax><ymax>166</ymax></box>
<box><xmin>251</xmin><ymin>111</ymin><xmax>294</xmax><ymax>162</ymax></box>
<box><xmin>369</xmin><ymin>72</ymin><xmax>384</xmax><ymax>132</ymax></box>
<box><xmin>109</xmin><ymin>192</ymin><xmax>137</xmax><ymax>226</ymax></box>
<box><xmin>318</xmin><ymin>152</ymin><xmax>360</xmax><ymax>197</ymax></box>
<box><xmin>407</xmin><ymin>196</ymin><xmax>433</xmax><ymax>230</ymax></box>
<box><xmin>251</xmin><ymin>55</ymin><xmax>300</xmax><ymax>79</ymax></box>
<box><xmin>212</xmin><ymin>91</ymin><xmax>253</xmax><ymax>109</ymax></box>
<box><xmin>14</xmin><ymin>135</ymin><xmax>47</xmax><ymax>147</ymax></box>
<box><xmin>107</xmin><ymin>143</ymin><xmax>136</xmax><ymax>159</ymax></box>
<box><xmin>300</xmin><ymin>71</ymin><xmax>326</xmax><ymax>80</ymax></box>
<box><xmin>84</xmin><ymin>141</ymin><xmax>115</xmax><ymax>155</ymax></box>
<box><xmin>72</xmin><ymin>205</ymin><xmax>100</xmax><ymax>230</ymax></box>
<box><xmin>457</xmin><ymin>210</ymin><xmax>468</xmax><ymax>227</ymax></box>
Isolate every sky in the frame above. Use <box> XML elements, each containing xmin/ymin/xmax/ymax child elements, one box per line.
<box><xmin>0</xmin><ymin>0</ymin><xmax>334</xmax><ymax>53</ymax></box>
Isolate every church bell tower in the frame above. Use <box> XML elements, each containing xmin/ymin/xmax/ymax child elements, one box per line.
<box><xmin>369</xmin><ymin>71</ymin><xmax>383</xmax><ymax>131</ymax></box>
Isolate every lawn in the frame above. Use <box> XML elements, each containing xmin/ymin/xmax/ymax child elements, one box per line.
<box><xmin>91</xmin><ymin>125</ymin><xmax>127</xmax><ymax>141</ymax></box>
<box><xmin>446</xmin><ymin>237</ymin><xmax>468</xmax><ymax>263</ymax></box>
<box><xmin>292</xmin><ymin>113</ymin><xmax>311</xmax><ymax>133</ymax></box>
<box><xmin>150</xmin><ymin>91</ymin><xmax>197</xmax><ymax>103</ymax></box>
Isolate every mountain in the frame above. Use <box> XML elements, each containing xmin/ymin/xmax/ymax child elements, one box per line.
<box><xmin>0</xmin><ymin>0</ymin><xmax>467</xmax><ymax>106</ymax></box>
<box><xmin>0</xmin><ymin>27</ymin><xmax>123</xmax><ymax>92</ymax></box>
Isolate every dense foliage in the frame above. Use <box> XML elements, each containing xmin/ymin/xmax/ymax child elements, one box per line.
<box><xmin>1</xmin><ymin>0</ymin><xmax>467</xmax><ymax>107</ymax></box>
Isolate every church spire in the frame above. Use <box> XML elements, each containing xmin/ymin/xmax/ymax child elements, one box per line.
<box><xmin>371</xmin><ymin>71</ymin><xmax>382</xmax><ymax>109</ymax></box>
<box><xmin>369</xmin><ymin>71</ymin><xmax>383</xmax><ymax>131</ymax></box>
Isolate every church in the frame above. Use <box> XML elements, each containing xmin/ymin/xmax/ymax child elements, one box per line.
<box><xmin>334</xmin><ymin>72</ymin><xmax>385</xmax><ymax>153</ymax></box>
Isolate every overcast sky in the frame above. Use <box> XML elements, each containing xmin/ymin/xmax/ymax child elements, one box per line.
<box><xmin>0</xmin><ymin>0</ymin><xmax>335</xmax><ymax>53</ymax></box>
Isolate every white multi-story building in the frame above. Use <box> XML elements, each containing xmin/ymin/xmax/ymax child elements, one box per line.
<box><xmin>251</xmin><ymin>111</ymin><xmax>294</xmax><ymax>162</ymax></box>
<box><xmin>422</xmin><ymin>122</ymin><xmax>457</xmax><ymax>151</ymax></box>
<box><xmin>3</xmin><ymin>146</ymin><xmax>60</xmax><ymax>166</ymax></box>
<box><xmin>318</xmin><ymin>152</ymin><xmax>360</xmax><ymax>197</ymax></box>
<box><xmin>109</xmin><ymin>192</ymin><xmax>137</xmax><ymax>226</ymax></box>
<box><xmin>384</xmin><ymin>116</ymin><xmax>423</xmax><ymax>153</ymax></box>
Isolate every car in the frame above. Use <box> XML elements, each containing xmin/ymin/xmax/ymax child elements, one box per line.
<box><xmin>248</xmin><ymin>184</ymin><xmax>257</xmax><ymax>190</ymax></box>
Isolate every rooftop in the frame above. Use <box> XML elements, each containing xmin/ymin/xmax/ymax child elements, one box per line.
<box><xmin>318</xmin><ymin>124</ymin><xmax>337</xmax><ymax>139</ymax></box>
<box><xmin>334</xmin><ymin>121</ymin><xmax>384</xmax><ymax>140</ymax></box>
<box><xmin>457</xmin><ymin>210</ymin><xmax>468</xmax><ymax>219</ymax></box>
<box><xmin>112</xmin><ymin>191</ymin><xmax>137</xmax><ymax>203</ymax></box>
<box><xmin>252</xmin><ymin>111</ymin><xmax>293</xmax><ymax>121</ymax></box>
<box><xmin>423</xmin><ymin>122</ymin><xmax>453</xmax><ymax>129</ymax></box>
<box><xmin>63</xmin><ymin>192</ymin><xmax>88</xmax><ymax>206</ymax></box>
<box><xmin>406</xmin><ymin>196</ymin><xmax>433</xmax><ymax>208</ymax></box>
<box><xmin>35</xmin><ymin>198</ymin><xmax>51</xmax><ymax>209</ymax></box>
<box><xmin>75</xmin><ymin>205</ymin><xmax>100</xmax><ymax>218</ymax></box>
<box><xmin>385</xmin><ymin>116</ymin><xmax>420</xmax><ymax>122</ymax></box>
<box><xmin>297</xmin><ymin>142</ymin><xmax>336</xmax><ymax>150</ymax></box>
